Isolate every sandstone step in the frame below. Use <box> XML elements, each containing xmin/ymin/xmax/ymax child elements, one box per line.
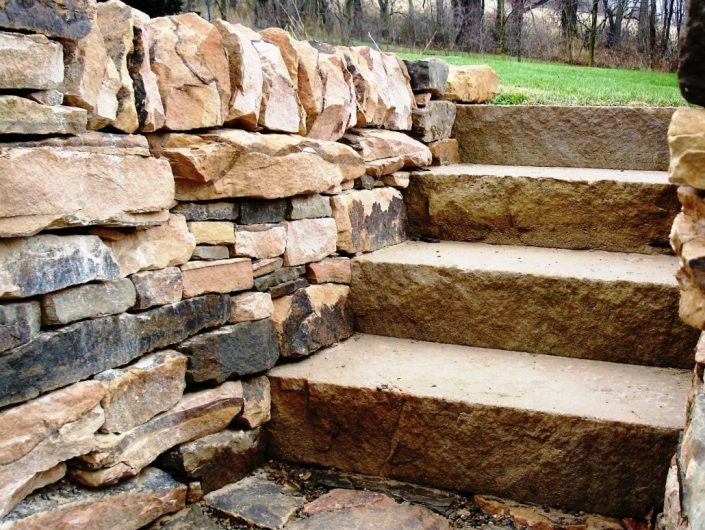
<box><xmin>267</xmin><ymin>334</ymin><xmax>690</xmax><ymax>517</ymax></box>
<box><xmin>351</xmin><ymin>241</ymin><xmax>699</xmax><ymax>368</ymax></box>
<box><xmin>453</xmin><ymin>105</ymin><xmax>674</xmax><ymax>171</ymax></box>
<box><xmin>406</xmin><ymin>164</ymin><xmax>677</xmax><ymax>255</ymax></box>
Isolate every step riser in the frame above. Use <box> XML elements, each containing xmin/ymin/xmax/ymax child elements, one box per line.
<box><xmin>351</xmin><ymin>260</ymin><xmax>698</xmax><ymax>368</ymax></box>
<box><xmin>453</xmin><ymin>105</ymin><xmax>674</xmax><ymax>170</ymax></box>
<box><xmin>267</xmin><ymin>377</ymin><xmax>678</xmax><ymax>517</ymax></box>
<box><xmin>405</xmin><ymin>172</ymin><xmax>678</xmax><ymax>255</ymax></box>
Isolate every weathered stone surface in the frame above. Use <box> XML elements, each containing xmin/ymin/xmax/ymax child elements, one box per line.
<box><xmin>151</xmin><ymin>130</ymin><xmax>364</xmax><ymax>200</ymax></box>
<box><xmin>193</xmin><ymin>245</ymin><xmax>230</xmax><ymax>261</ymax></box>
<box><xmin>132</xmin><ymin>294</ymin><xmax>229</xmax><ymax>354</ymax></box>
<box><xmin>0</xmin><ymin>314</ymin><xmax>139</xmax><ymax>408</ymax></box>
<box><xmin>382</xmin><ymin>172</ymin><xmax>411</xmax><ymax>188</ymax></box>
<box><xmin>0</xmin><ymin>135</ymin><xmax>173</xmax><ymax>236</ymax></box>
<box><xmin>381</xmin><ymin>53</ymin><xmax>414</xmax><ymax>130</ymax></box>
<box><xmin>0</xmin><ymin>0</ymin><xmax>95</xmax><ymax>40</ymax></box>
<box><xmin>255</xmin><ymin>266</ymin><xmax>305</xmax><ymax>292</ymax></box>
<box><xmin>63</xmin><ymin>20</ymin><xmax>121</xmax><ymax>130</ymax></box>
<box><xmin>95</xmin><ymin>350</ymin><xmax>187</xmax><ymax>433</ymax></box>
<box><xmin>295</xmin><ymin>40</ymin><xmax>325</xmax><ymax>133</ymax></box>
<box><xmin>204</xmin><ymin>475</ymin><xmax>304</xmax><ymax>529</ymax></box>
<box><xmin>283</xmin><ymin>219</ymin><xmax>337</xmax><ymax>266</ymax></box>
<box><xmin>148</xmin><ymin>13</ymin><xmax>230</xmax><ymax>131</ymax></box>
<box><xmin>0</xmin><ymin>31</ymin><xmax>63</xmax><ymax>90</ymax></box>
<box><xmin>404</xmin><ymin>59</ymin><xmax>449</xmax><ymax>95</ymax></box>
<box><xmin>254</xmin><ymin>257</ymin><xmax>284</xmax><ymax>277</ymax></box>
<box><xmin>0</xmin><ymin>301</ymin><xmax>40</xmax><ymax>354</ymax></box>
<box><xmin>131</xmin><ymin>9</ymin><xmax>166</xmax><ymax>132</ymax></box>
<box><xmin>234</xmin><ymin>224</ymin><xmax>287</xmax><ymax>259</ymax></box>
<box><xmin>188</xmin><ymin>221</ymin><xmax>236</xmax><ymax>245</ymax></box>
<box><xmin>235</xmin><ymin>376</ymin><xmax>271</xmax><ymax>428</ymax></box>
<box><xmin>230</xmin><ymin>291</ymin><xmax>274</xmax><ymax>322</ymax></box>
<box><xmin>1</xmin><ymin>467</ymin><xmax>186</xmax><ymax>530</ymax></box>
<box><xmin>214</xmin><ymin>21</ymin><xmax>263</xmax><ymax>130</ymax></box>
<box><xmin>181</xmin><ymin>258</ymin><xmax>253</xmax><ymax>298</ymax></box>
<box><xmin>148</xmin><ymin>504</ymin><xmax>222</xmax><ymax>530</ymax></box>
<box><xmin>671</xmin><ymin>214</ymin><xmax>705</xmax><ymax>328</ymax></box>
<box><xmin>662</xmin><ymin>461</ymin><xmax>689</xmax><ymax>530</ymax></box>
<box><xmin>96</xmin><ymin>0</ymin><xmax>138</xmax><ymax>133</ymax></box>
<box><xmin>172</xmin><ymin>202</ymin><xmax>239</xmax><ymax>222</ymax></box>
<box><xmin>160</xmin><ymin>428</ymin><xmax>265</xmax><ymax>494</ymax></box>
<box><xmin>442</xmin><ymin>65</ymin><xmax>498</xmax><ymax>103</ymax></box>
<box><xmin>130</xmin><ymin>267</ymin><xmax>183</xmax><ymax>309</ymax></box>
<box><xmin>680</xmin><ymin>389</ymin><xmax>705</xmax><ymax>527</ymax></box>
<box><xmin>0</xmin><ymin>95</ymin><xmax>84</xmax><ymax>135</ymax></box>
<box><xmin>365</xmin><ymin>157</ymin><xmax>405</xmax><ymax>178</ymax></box>
<box><xmin>288</xmin><ymin>194</ymin><xmax>332</xmax><ymax>220</ymax></box>
<box><xmin>42</xmin><ymin>279</ymin><xmax>135</xmax><ymax>325</ymax></box>
<box><xmin>331</xmin><ymin>188</ymin><xmax>406</xmax><ymax>254</ymax></box>
<box><xmin>70</xmin><ymin>382</ymin><xmax>243</xmax><ymax>486</ymax></box>
<box><xmin>268</xmin><ymin>334</ymin><xmax>689</xmax><ymax>518</ymax></box>
<box><xmin>309</xmin><ymin>52</ymin><xmax>356</xmax><ymax>141</ymax></box>
<box><xmin>352</xmin><ymin>241</ymin><xmax>697</xmax><ymax>367</ymax></box>
<box><xmin>290</xmin><ymin>489</ymin><xmax>450</xmax><ymax>530</ymax></box>
<box><xmin>271</xmin><ymin>278</ymin><xmax>310</xmax><ymax>298</ymax></box>
<box><xmin>455</xmin><ymin>105</ymin><xmax>674</xmax><ymax>170</ymax></box>
<box><xmin>429</xmin><ymin>138</ymin><xmax>460</xmax><ymax>166</ymax></box>
<box><xmin>406</xmin><ymin>165</ymin><xmax>677</xmax><ymax>255</ymax></box>
<box><xmin>254</xmin><ymin>39</ymin><xmax>304</xmax><ymax>133</ymax></box>
<box><xmin>669</xmin><ymin>108</ymin><xmax>705</xmax><ymax>189</ymax></box>
<box><xmin>343</xmin><ymin>46</ymin><xmax>394</xmax><ymax>128</ymax></box>
<box><xmin>273</xmin><ymin>284</ymin><xmax>353</xmax><ymax>357</ymax></box>
<box><xmin>410</xmin><ymin>100</ymin><xmax>456</xmax><ymax>143</ymax></box>
<box><xmin>342</xmin><ymin>129</ymin><xmax>432</xmax><ymax>171</ymax></box>
<box><xmin>28</xmin><ymin>89</ymin><xmax>64</xmax><ymax>106</ymax></box>
<box><xmin>678</xmin><ymin>0</ymin><xmax>705</xmax><ymax>106</ymax></box>
<box><xmin>306</xmin><ymin>258</ymin><xmax>352</xmax><ymax>284</ymax></box>
<box><xmin>240</xmin><ymin>199</ymin><xmax>288</xmax><ymax>224</ymax></box>
<box><xmin>415</xmin><ymin>93</ymin><xmax>432</xmax><ymax>107</ymax></box>
<box><xmin>0</xmin><ymin>381</ymin><xmax>104</xmax><ymax>518</ymax></box>
<box><xmin>0</xmin><ymin>234</ymin><xmax>119</xmax><ymax>299</ymax></box>
<box><xmin>473</xmin><ymin>495</ymin><xmax>623</xmax><ymax>530</ymax></box>
<box><xmin>100</xmin><ymin>215</ymin><xmax>195</xmax><ymax>277</ymax></box>
<box><xmin>177</xmin><ymin>318</ymin><xmax>279</xmax><ymax>383</ymax></box>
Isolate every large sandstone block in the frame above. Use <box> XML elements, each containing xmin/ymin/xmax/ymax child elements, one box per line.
<box><xmin>0</xmin><ymin>234</ymin><xmax>119</xmax><ymax>299</ymax></box>
<box><xmin>234</xmin><ymin>224</ymin><xmax>287</xmax><ymax>259</ymax></box>
<box><xmin>0</xmin><ymin>31</ymin><xmax>63</xmax><ymax>90</ymax></box>
<box><xmin>681</xmin><ymin>390</ymin><xmax>705</xmax><ymax>526</ymax></box>
<box><xmin>342</xmin><ymin>46</ymin><xmax>394</xmax><ymax>128</ymax></box>
<box><xmin>272</xmin><ymin>284</ymin><xmax>353</xmax><ymax>357</ymax></box>
<box><xmin>669</xmin><ymin>108</ymin><xmax>705</xmax><ymax>189</ymax></box>
<box><xmin>150</xmin><ymin>129</ymin><xmax>364</xmax><ymax>200</ymax></box>
<box><xmin>70</xmin><ymin>382</ymin><xmax>243</xmax><ymax>486</ymax></box>
<box><xmin>307</xmin><ymin>258</ymin><xmax>352</xmax><ymax>285</ymax></box>
<box><xmin>96</xmin><ymin>350</ymin><xmax>187</xmax><ymax>433</ymax></box>
<box><xmin>214</xmin><ymin>21</ymin><xmax>263</xmax><ymax>130</ymax></box>
<box><xmin>454</xmin><ymin>105</ymin><xmax>674</xmax><ymax>170</ymax></box>
<box><xmin>428</xmin><ymin>138</ymin><xmax>460</xmax><ymax>165</ymax></box>
<box><xmin>380</xmin><ymin>53</ymin><xmax>414</xmax><ymax>130</ymax></box>
<box><xmin>181</xmin><ymin>258</ymin><xmax>253</xmax><ymax>298</ymax></box>
<box><xmin>0</xmin><ymin>381</ymin><xmax>105</xmax><ymax>518</ymax></box>
<box><xmin>331</xmin><ymin>188</ymin><xmax>406</xmax><ymax>254</ymax></box>
<box><xmin>130</xmin><ymin>267</ymin><xmax>183</xmax><ymax>310</ymax></box>
<box><xmin>441</xmin><ymin>65</ymin><xmax>498</xmax><ymax>103</ymax></box>
<box><xmin>0</xmin><ymin>302</ymin><xmax>40</xmax><ymax>354</ymax></box>
<box><xmin>188</xmin><ymin>221</ymin><xmax>236</xmax><ymax>245</ymax></box>
<box><xmin>405</xmin><ymin>165</ymin><xmax>678</xmax><ymax>255</ymax></box>
<box><xmin>309</xmin><ymin>51</ymin><xmax>357</xmax><ymax>141</ymax></box>
<box><xmin>148</xmin><ymin>13</ymin><xmax>230</xmax><ymax>131</ymax></box>
<box><xmin>99</xmin><ymin>214</ymin><xmax>196</xmax><ymax>277</ymax></box>
<box><xmin>159</xmin><ymin>428</ymin><xmax>265</xmax><ymax>494</ymax></box>
<box><xmin>177</xmin><ymin>318</ymin><xmax>279</xmax><ymax>383</ymax></box>
<box><xmin>341</xmin><ymin>129</ymin><xmax>432</xmax><ymax>176</ymax></box>
<box><xmin>42</xmin><ymin>278</ymin><xmax>136</xmax><ymax>325</ymax></box>
<box><xmin>130</xmin><ymin>9</ymin><xmax>166</xmax><ymax>132</ymax></box>
<box><xmin>0</xmin><ymin>467</ymin><xmax>186</xmax><ymax>530</ymax></box>
<box><xmin>0</xmin><ymin>96</ymin><xmax>86</xmax><ymax>135</ymax></box>
<box><xmin>132</xmin><ymin>294</ymin><xmax>230</xmax><ymax>354</ymax></box>
<box><xmin>0</xmin><ymin>0</ymin><xmax>96</xmax><ymax>40</ymax></box>
<box><xmin>410</xmin><ymin>100</ymin><xmax>456</xmax><ymax>143</ymax></box>
<box><xmin>0</xmin><ymin>134</ymin><xmax>173</xmax><ymax>237</ymax></box>
<box><xmin>403</xmin><ymin>58</ymin><xmax>449</xmax><ymax>95</ymax></box>
<box><xmin>0</xmin><ymin>314</ymin><xmax>139</xmax><ymax>408</ymax></box>
<box><xmin>283</xmin><ymin>218</ymin><xmax>337</xmax><ymax>266</ymax></box>
<box><xmin>229</xmin><ymin>291</ymin><xmax>274</xmax><ymax>322</ymax></box>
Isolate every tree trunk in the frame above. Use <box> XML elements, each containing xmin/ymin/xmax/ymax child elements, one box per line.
<box><xmin>352</xmin><ymin>0</ymin><xmax>364</xmax><ymax>38</ymax></box>
<box><xmin>505</xmin><ymin>0</ymin><xmax>524</xmax><ymax>58</ymax></box>
<box><xmin>378</xmin><ymin>0</ymin><xmax>390</xmax><ymax>38</ymax></box>
<box><xmin>589</xmin><ymin>0</ymin><xmax>598</xmax><ymax>65</ymax></box>
<box><xmin>453</xmin><ymin>0</ymin><xmax>484</xmax><ymax>50</ymax></box>
<box><xmin>495</xmin><ymin>0</ymin><xmax>506</xmax><ymax>50</ymax></box>
<box><xmin>637</xmin><ymin>0</ymin><xmax>649</xmax><ymax>52</ymax></box>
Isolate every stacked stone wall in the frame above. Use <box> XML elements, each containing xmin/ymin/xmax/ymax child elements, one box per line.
<box><xmin>0</xmin><ymin>1</ymin><xmax>497</xmax><ymax>526</ymax></box>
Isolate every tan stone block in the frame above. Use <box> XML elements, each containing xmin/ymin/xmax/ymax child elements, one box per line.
<box><xmin>381</xmin><ymin>53</ymin><xmax>414</xmax><ymax>130</ymax></box>
<box><xmin>442</xmin><ymin>65</ymin><xmax>499</xmax><ymax>103</ymax></box>
<box><xmin>132</xmin><ymin>9</ymin><xmax>166</xmax><ymax>132</ymax></box>
<box><xmin>188</xmin><ymin>221</ymin><xmax>236</xmax><ymax>245</ymax></box>
<box><xmin>235</xmin><ymin>376</ymin><xmax>271</xmax><ymax>429</ymax></box>
<box><xmin>429</xmin><ymin>138</ymin><xmax>460</xmax><ymax>166</ymax></box>
<box><xmin>130</xmin><ymin>267</ymin><xmax>183</xmax><ymax>310</ymax></box>
<box><xmin>669</xmin><ymin>108</ymin><xmax>705</xmax><ymax>189</ymax></box>
<box><xmin>234</xmin><ymin>224</ymin><xmax>287</xmax><ymax>259</ymax></box>
<box><xmin>229</xmin><ymin>291</ymin><xmax>274</xmax><ymax>322</ymax></box>
<box><xmin>381</xmin><ymin>172</ymin><xmax>411</xmax><ymax>189</ymax></box>
<box><xmin>253</xmin><ymin>257</ymin><xmax>284</xmax><ymax>277</ymax></box>
<box><xmin>0</xmin><ymin>31</ymin><xmax>63</xmax><ymax>90</ymax></box>
<box><xmin>95</xmin><ymin>350</ymin><xmax>187</xmax><ymax>433</ymax></box>
<box><xmin>306</xmin><ymin>258</ymin><xmax>352</xmax><ymax>284</ymax></box>
<box><xmin>308</xmin><ymin>51</ymin><xmax>356</xmax><ymax>141</ymax></box>
<box><xmin>283</xmin><ymin>219</ymin><xmax>337</xmax><ymax>266</ymax></box>
<box><xmin>181</xmin><ymin>258</ymin><xmax>253</xmax><ymax>298</ymax></box>
<box><xmin>0</xmin><ymin>95</ymin><xmax>86</xmax><ymax>135</ymax></box>
<box><xmin>342</xmin><ymin>129</ymin><xmax>432</xmax><ymax>168</ymax></box>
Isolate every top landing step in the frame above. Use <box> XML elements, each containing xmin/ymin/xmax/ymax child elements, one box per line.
<box><xmin>452</xmin><ymin>105</ymin><xmax>675</xmax><ymax>171</ymax></box>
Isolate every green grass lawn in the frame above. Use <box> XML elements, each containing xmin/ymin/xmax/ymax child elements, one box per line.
<box><xmin>395</xmin><ymin>49</ymin><xmax>686</xmax><ymax>106</ymax></box>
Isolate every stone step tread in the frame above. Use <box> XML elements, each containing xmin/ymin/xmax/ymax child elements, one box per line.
<box><xmin>355</xmin><ymin>241</ymin><xmax>679</xmax><ymax>286</ymax></box>
<box><xmin>410</xmin><ymin>163</ymin><xmax>670</xmax><ymax>185</ymax></box>
<box><xmin>269</xmin><ymin>334</ymin><xmax>690</xmax><ymax>430</ymax></box>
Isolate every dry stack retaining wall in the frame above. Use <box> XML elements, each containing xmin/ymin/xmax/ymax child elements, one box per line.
<box><xmin>0</xmin><ymin>1</ymin><xmax>497</xmax><ymax>527</ymax></box>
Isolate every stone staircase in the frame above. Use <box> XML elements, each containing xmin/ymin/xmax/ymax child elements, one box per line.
<box><xmin>267</xmin><ymin>107</ymin><xmax>697</xmax><ymax>519</ymax></box>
